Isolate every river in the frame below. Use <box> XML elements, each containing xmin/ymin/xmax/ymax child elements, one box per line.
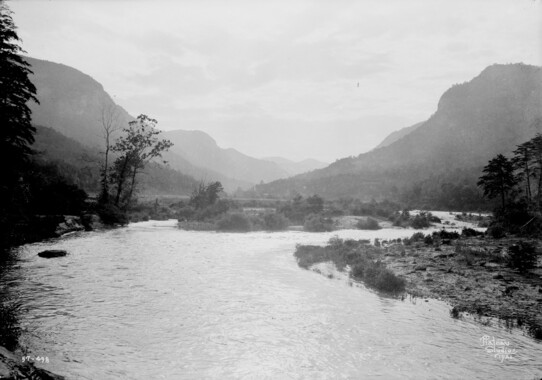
<box><xmin>1</xmin><ymin>217</ymin><xmax>541</xmax><ymax>379</ymax></box>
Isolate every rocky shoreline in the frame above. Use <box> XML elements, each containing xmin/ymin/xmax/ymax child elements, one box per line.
<box><xmin>379</xmin><ymin>237</ymin><xmax>542</xmax><ymax>338</ymax></box>
<box><xmin>383</xmin><ymin>238</ymin><xmax>542</xmax><ymax>339</ymax></box>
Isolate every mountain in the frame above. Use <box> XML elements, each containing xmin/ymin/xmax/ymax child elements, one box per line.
<box><xmin>161</xmin><ymin>130</ymin><xmax>289</xmax><ymax>184</ymax></box>
<box><xmin>257</xmin><ymin>63</ymin><xmax>542</xmax><ymax>205</ymax></box>
<box><xmin>373</xmin><ymin>121</ymin><xmax>425</xmax><ymax>150</ymax></box>
<box><xmin>32</xmin><ymin>125</ymin><xmax>201</xmax><ymax>196</ymax></box>
<box><xmin>262</xmin><ymin>157</ymin><xmax>328</xmax><ymax>176</ymax></box>
<box><xmin>26</xmin><ymin>57</ymin><xmax>291</xmax><ymax>190</ymax></box>
<box><xmin>26</xmin><ymin>57</ymin><xmax>133</xmax><ymax>150</ymax></box>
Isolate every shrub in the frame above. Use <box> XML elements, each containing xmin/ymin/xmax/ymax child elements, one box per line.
<box><xmin>411</xmin><ymin>214</ymin><xmax>431</xmax><ymax>229</ymax></box>
<box><xmin>507</xmin><ymin>241</ymin><xmax>537</xmax><ymax>272</ymax></box>
<box><xmin>216</xmin><ymin>212</ymin><xmax>252</xmax><ymax>232</ymax></box>
<box><xmin>303</xmin><ymin>214</ymin><xmax>334</xmax><ymax>232</ymax></box>
<box><xmin>433</xmin><ymin>230</ymin><xmax>460</xmax><ymax>240</ymax></box>
<box><xmin>423</xmin><ymin>235</ymin><xmax>434</xmax><ymax>245</ymax></box>
<box><xmin>262</xmin><ymin>212</ymin><xmax>289</xmax><ymax>231</ymax></box>
<box><xmin>357</xmin><ymin>217</ymin><xmax>381</xmax><ymax>230</ymax></box>
<box><xmin>352</xmin><ymin>261</ymin><xmax>406</xmax><ymax>293</ymax></box>
<box><xmin>487</xmin><ymin>224</ymin><xmax>505</xmax><ymax>239</ymax></box>
<box><xmin>461</xmin><ymin>228</ymin><xmax>484</xmax><ymax>238</ymax></box>
<box><xmin>97</xmin><ymin>203</ymin><xmax>129</xmax><ymax>225</ymax></box>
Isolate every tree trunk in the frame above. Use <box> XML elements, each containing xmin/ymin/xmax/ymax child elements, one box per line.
<box><xmin>114</xmin><ymin>156</ymin><xmax>130</xmax><ymax>206</ymax></box>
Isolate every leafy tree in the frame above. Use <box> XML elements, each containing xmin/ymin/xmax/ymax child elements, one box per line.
<box><xmin>189</xmin><ymin>181</ymin><xmax>224</xmax><ymax>210</ymax></box>
<box><xmin>110</xmin><ymin>115</ymin><xmax>172</xmax><ymax>208</ymax></box>
<box><xmin>477</xmin><ymin>154</ymin><xmax>518</xmax><ymax>212</ymax></box>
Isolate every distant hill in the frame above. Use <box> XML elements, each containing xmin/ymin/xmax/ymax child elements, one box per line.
<box><xmin>373</xmin><ymin>121</ymin><xmax>425</xmax><ymax>150</ymax></box>
<box><xmin>262</xmin><ymin>157</ymin><xmax>328</xmax><ymax>176</ymax></box>
<box><xmin>257</xmin><ymin>63</ymin><xmax>542</xmax><ymax>208</ymax></box>
<box><xmin>32</xmin><ymin>125</ymin><xmax>200</xmax><ymax>196</ymax></box>
<box><xmin>162</xmin><ymin>129</ymin><xmax>289</xmax><ymax>185</ymax></box>
<box><xmin>25</xmin><ymin>56</ymin><xmax>294</xmax><ymax>190</ymax></box>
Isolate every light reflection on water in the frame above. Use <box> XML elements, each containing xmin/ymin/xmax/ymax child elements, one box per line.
<box><xmin>1</xmin><ymin>219</ymin><xmax>540</xmax><ymax>379</ymax></box>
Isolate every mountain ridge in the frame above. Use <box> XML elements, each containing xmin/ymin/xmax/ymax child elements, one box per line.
<box><xmin>256</xmin><ymin>63</ymin><xmax>542</xmax><ymax>201</ymax></box>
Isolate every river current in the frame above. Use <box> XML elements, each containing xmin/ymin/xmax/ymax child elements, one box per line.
<box><xmin>1</xmin><ymin>216</ymin><xmax>541</xmax><ymax>379</ymax></box>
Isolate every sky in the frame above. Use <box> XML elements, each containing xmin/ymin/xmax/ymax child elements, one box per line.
<box><xmin>9</xmin><ymin>0</ymin><xmax>542</xmax><ymax>162</ymax></box>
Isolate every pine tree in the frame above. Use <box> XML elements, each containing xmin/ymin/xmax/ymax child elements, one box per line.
<box><xmin>477</xmin><ymin>154</ymin><xmax>518</xmax><ymax>212</ymax></box>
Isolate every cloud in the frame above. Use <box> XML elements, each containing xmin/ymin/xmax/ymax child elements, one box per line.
<box><xmin>9</xmin><ymin>0</ymin><xmax>541</xmax><ymax>161</ymax></box>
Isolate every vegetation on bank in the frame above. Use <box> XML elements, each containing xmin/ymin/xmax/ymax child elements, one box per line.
<box><xmin>477</xmin><ymin>130</ymin><xmax>542</xmax><ymax>237</ymax></box>
<box><xmin>294</xmin><ymin>237</ymin><xmax>406</xmax><ymax>294</ymax></box>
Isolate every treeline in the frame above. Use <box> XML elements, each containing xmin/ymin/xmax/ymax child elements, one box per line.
<box><xmin>254</xmin><ymin>165</ymin><xmax>491</xmax><ymax>212</ymax></box>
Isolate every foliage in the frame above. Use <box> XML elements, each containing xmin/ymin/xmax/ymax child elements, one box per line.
<box><xmin>507</xmin><ymin>241</ymin><xmax>537</xmax><ymax>273</ymax></box>
<box><xmin>96</xmin><ymin>202</ymin><xmax>128</xmax><ymax>225</ymax></box>
<box><xmin>0</xmin><ymin>3</ymin><xmax>38</xmax><ymax>176</ymax></box>
<box><xmin>461</xmin><ymin>228</ymin><xmax>484</xmax><ymax>238</ymax></box>
<box><xmin>262</xmin><ymin>212</ymin><xmax>289</xmax><ymax>231</ymax></box>
<box><xmin>356</xmin><ymin>217</ymin><xmax>380</xmax><ymax>230</ymax></box>
<box><xmin>189</xmin><ymin>181</ymin><xmax>224</xmax><ymax>210</ymax></box>
<box><xmin>215</xmin><ymin>212</ymin><xmax>252</xmax><ymax>232</ymax></box>
<box><xmin>279</xmin><ymin>194</ymin><xmax>324</xmax><ymax>224</ymax></box>
<box><xmin>294</xmin><ymin>238</ymin><xmax>405</xmax><ymax>293</ymax></box>
<box><xmin>303</xmin><ymin>213</ymin><xmax>334</xmax><ymax>232</ymax></box>
<box><xmin>486</xmin><ymin>224</ymin><xmax>505</xmax><ymax>239</ymax></box>
<box><xmin>109</xmin><ymin>114</ymin><xmax>173</xmax><ymax>209</ymax></box>
<box><xmin>477</xmin><ymin>154</ymin><xmax>518</xmax><ymax>212</ymax></box>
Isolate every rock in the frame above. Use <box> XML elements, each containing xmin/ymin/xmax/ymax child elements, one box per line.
<box><xmin>55</xmin><ymin>215</ymin><xmax>84</xmax><ymax>236</ymax></box>
<box><xmin>504</xmin><ymin>285</ymin><xmax>519</xmax><ymax>294</ymax></box>
<box><xmin>434</xmin><ymin>252</ymin><xmax>453</xmax><ymax>259</ymax></box>
<box><xmin>38</xmin><ymin>250</ymin><xmax>68</xmax><ymax>258</ymax></box>
<box><xmin>31</xmin><ymin>367</ymin><xmax>66</xmax><ymax>380</ymax></box>
<box><xmin>0</xmin><ymin>360</ymin><xmax>11</xmax><ymax>379</ymax></box>
<box><xmin>82</xmin><ymin>213</ymin><xmax>104</xmax><ymax>230</ymax></box>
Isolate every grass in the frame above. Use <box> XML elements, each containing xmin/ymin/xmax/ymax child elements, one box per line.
<box><xmin>294</xmin><ymin>237</ymin><xmax>405</xmax><ymax>294</ymax></box>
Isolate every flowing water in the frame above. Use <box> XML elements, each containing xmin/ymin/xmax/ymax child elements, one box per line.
<box><xmin>1</xmin><ymin>216</ymin><xmax>541</xmax><ymax>379</ymax></box>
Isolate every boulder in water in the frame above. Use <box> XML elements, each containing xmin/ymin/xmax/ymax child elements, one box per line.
<box><xmin>38</xmin><ymin>250</ymin><xmax>68</xmax><ymax>258</ymax></box>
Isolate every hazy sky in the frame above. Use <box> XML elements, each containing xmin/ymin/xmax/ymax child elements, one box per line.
<box><xmin>9</xmin><ymin>0</ymin><xmax>542</xmax><ymax>162</ymax></box>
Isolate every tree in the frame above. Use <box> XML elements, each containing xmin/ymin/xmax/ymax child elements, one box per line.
<box><xmin>98</xmin><ymin>102</ymin><xmax>121</xmax><ymax>203</ymax></box>
<box><xmin>512</xmin><ymin>140</ymin><xmax>534</xmax><ymax>203</ymax></box>
<box><xmin>0</xmin><ymin>2</ymin><xmax>39</xmax><ymax>248</ymax></box>
<box><xmin>110</xmin><ymin>115</ymin><xmax>172</xmax><ymax>208</ymax></box>
<box><xmin>0</xmin><ymin>2</ymin><xmax>38</xmax><ymax>192</ymax></box>
<box><xmin>189</xmin><ymin>181</ymin><xmax>224</xmax><ymax>209</ymax></box>
<box><xmin>477</xmin><ymin>154</ymin><xmax>518</xmax><ymax>212</ymax></box>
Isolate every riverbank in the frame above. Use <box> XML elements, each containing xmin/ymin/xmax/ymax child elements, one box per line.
<box><xmin>382</xmin><ymin>237</ymin><xmax>542</xmax><ymax>338</ymax></box>
<box><xmin>0</xmin><ymin>346</ymin><xmax>65</xmax><ymax>379</ymax></box>
<box><xmin>295</xmin><ymin>235</ymin><xmax>542</xmax><ymax>339</ymax></box>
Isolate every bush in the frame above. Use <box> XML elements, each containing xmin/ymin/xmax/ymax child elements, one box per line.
<box><xmin>216</xmin><ymin>212</ymin><xmax>252</xmax><ymax>232</ymax></box>
<box><xmin>357</xmin><ymin>217</ymin><xmax>381</xmax><ymax>230</ymax></box>
<box><xmin>507</xmin><ymin>241</ymin><xmax>537</xmax><ymax>272</ymax></box>
<box><xmin>262</xmin><ymin>212</ymin><xmax>290</xmax><ymax>231</ymax></box>
<box><xmin>351</xmin><ymin>261</ymin><xmax>406</xmax><ymax>293</ymax></box>
<box><xmin>411</xmin><ymin>214</ymin><xmax>431</xmax><ymax>229</ymax></box>
<box><xmin>461</xmin><ymin>228</ymin><xmax>484</xmax><ymax>238</ymax></box>
<box><xmin>487</xmin><ymin>224</ymin><xmax>505</xmax><ymax>239</ymax></box>
<box><xmin>97</xmin><ymin>203</ymin><xmax>128</xmax><ymax>225</ymax></box>
<box><xmin>303</xmin><ymin>214</ymin><xmax>334</xmax><ymax>232</ymax></box>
